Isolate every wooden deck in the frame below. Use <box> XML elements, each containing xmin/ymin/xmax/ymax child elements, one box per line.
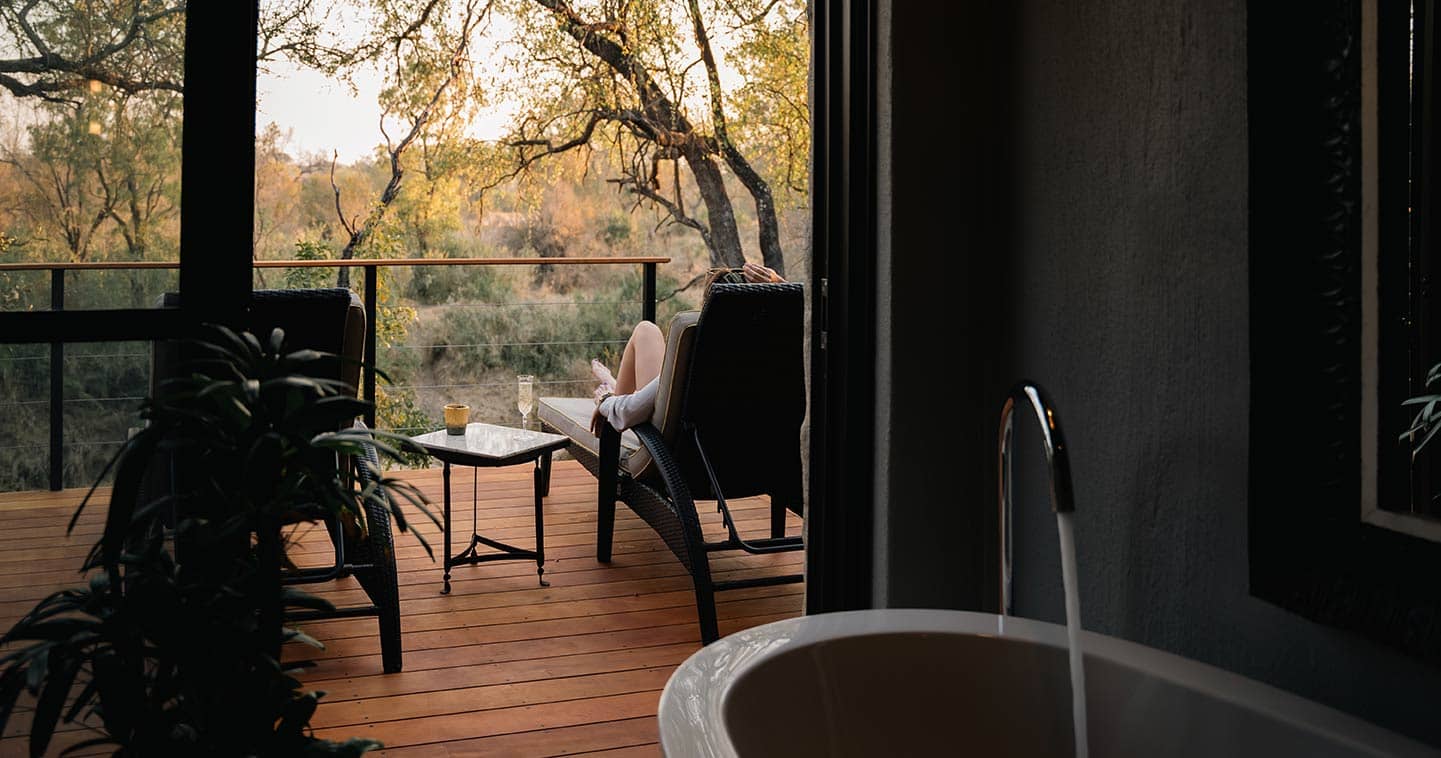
<box><xmin>0</xmin><ymin>460</ymin><xmax>805</xmax><ymax>756</ymax></box>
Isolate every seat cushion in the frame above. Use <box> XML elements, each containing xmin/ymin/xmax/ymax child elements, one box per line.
<box><xmin>537</xmin><ymin>396</ymin><xmax>640</xmax><ymax>463</ymax></box>
<box><xmin>624</xmin><ymin>311</ymin><xmax>700</xmax><ymax>480</ymax></box>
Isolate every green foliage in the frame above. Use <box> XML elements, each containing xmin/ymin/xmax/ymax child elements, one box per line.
<box><xmin>407</xmin><ymin>263</ymin><xmax>502</xmax><ymax>305</ymax></box>
<box><xmin>285</xmin><ymin>241</ymin><xmax>338</xmax><ymax>289</ymax></box>
<box><xmin>376</xmin><ymin>385</ymin><xmax>434</xmax><ymax>465</ymax></box>
<box><xmin>414</xmin><ymin>270</ymin><xmax>688</xmax><ymax>381</ymax></box>
<box><xmin>0</xmin><ymin>326</ymin><xmax>434</xmax><ymax>755</ymax></box>
<box><xmin>729</xmin><ymin>0</ymin><xmax>811</xmax><ymax>204</ymax></box>
<box><xmin>422</xmin><ymin>299</ymin><xmax>630</xmax><ymax>380</ymax></box>
<box><xmin>600</xmin><ymin>213</ymin><xmax>632</xmax><ymax>249</ymax></box>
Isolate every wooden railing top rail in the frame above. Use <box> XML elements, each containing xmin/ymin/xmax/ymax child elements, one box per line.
<box><xmin>0</xmin><ymin>256</ymin><xmax>671</xmax><ymax>272</ymax></box>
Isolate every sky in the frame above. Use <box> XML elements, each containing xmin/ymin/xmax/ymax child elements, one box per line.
<box><xmin>256</xmin><ymin>61</ymin><xmax>514</xmax><ymax>163</ymax></box>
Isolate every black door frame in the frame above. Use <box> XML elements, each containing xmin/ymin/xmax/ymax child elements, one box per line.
<box><xmin>805</xmin><ymin>0</ymin><xmax>878</xmax><ymax>615</ymax></box>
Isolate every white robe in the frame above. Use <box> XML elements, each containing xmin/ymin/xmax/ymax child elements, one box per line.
<box><xmin>597</xmin><ymin>377</ymin><xmax>660</xmax><ymax>431</ymax></box>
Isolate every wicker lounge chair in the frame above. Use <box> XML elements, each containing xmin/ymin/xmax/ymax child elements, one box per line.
<box><xmin>149</xmin><ymin>288</ymin><xmax>404</xmax><ymax>672</ymax></box>
<box><xmin>538</xmin><ymin>282</ymin><xmax>806</xmax><ymax>644</ymax></box>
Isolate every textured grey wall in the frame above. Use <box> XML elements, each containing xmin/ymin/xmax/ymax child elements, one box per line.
<box><xmin>875</xmin><ymin>0</ymin><xmax>1441</xmax><ymax>746</ymax></box>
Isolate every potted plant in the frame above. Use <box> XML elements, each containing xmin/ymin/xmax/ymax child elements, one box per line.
<box><xmin>0</xmin><ymin>327</ymin><xmax>434</xmax><ymax>756</ymax></box>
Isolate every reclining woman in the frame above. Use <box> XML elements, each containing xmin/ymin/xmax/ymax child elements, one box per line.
<box><xmin>589</xmin><ymin>262</ymin><xmax>785</xmax><ymax>435</ymax></box>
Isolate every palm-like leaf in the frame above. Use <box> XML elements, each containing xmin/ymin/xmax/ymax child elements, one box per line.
<box><xmin>0</xmin><ymin>325</ymin><xmax>433</xmax><ymax>756</ymax></box>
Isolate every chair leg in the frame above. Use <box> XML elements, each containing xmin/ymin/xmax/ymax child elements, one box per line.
<box><xmin>694</xmin><ymin>575</ymin><xmax>720</xmax><ymax>645</ymax></box>
<box><xmin>379</xmin><ymin>596</ymin><xmax>403</xmax><ymax>674</ymax></box>
<box><xmin>366</xmin><ymin>502</ymin><xmax>403</xmax><ymax>674</ymax></box>
<box><xmin>597</xmin><ymin>424</ymin><xmax>620</xmax><ymax>563</ymax></box>
<box><xmin>771</xmin><ymin>497</ymin><xmax>786</xmax><ymax>539</ymax></box>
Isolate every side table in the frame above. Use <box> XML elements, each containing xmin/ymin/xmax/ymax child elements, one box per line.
<box><xmin>411</xmin><ymin>422</ymin><xmax>570</xmax><ymax>594</ymax></box>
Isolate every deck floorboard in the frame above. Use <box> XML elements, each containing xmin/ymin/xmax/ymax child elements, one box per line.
<box><xmin>0</xmin><ymin>461</ymin><xmax>803</xmax><ymax>756</ymax></box>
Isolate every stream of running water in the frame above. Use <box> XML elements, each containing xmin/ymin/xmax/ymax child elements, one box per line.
<box><xmin>1057</xmin><ymin>511</ymin><xmax>1089</xmax><ymax>758</ymax></box>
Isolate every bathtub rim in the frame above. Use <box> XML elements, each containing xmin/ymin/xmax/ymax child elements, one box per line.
<box><xmin>656</xmin><ymin>608</ymin><xmax>1435</xmax><ymax>757</ymax></box>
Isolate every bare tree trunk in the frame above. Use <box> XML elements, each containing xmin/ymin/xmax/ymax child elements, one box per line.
<box><xmin>723</xmin><ymin>148</ymin><xmax>784</xmax><ymax>275</ymax></box>
<box><xmin>687</xmin><ymin>0</ymin><xmax>785</xmax><ymax>276</ymax></box>
<box><xmin>683</xmin><ymin>147</ymin><xmax>745</xmax><ymax>268</ymax></box>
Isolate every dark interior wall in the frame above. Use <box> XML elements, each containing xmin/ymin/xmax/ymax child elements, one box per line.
<box><xmin>873</xmin><ymin>0</ymin><xmax>1016</xmax><ymax>612</ymax></box>
<box><xmin>875</xmin><ymin>0</ymin><xmax>1441</xmax><ymax>745</ymax></box>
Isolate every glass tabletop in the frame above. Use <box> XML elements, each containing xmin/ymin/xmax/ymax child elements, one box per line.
<box><xmin>411</xmin><ymin>422</ymin><xmax>568</xmax><ymax>463</ymax></box>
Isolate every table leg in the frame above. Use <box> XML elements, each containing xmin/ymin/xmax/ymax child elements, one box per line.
<box><xmin>442</xmin><ymin>461</ymin><xmax>452</xmax><ymax>595</ymax></box>
<box><xmin>534</xmin><ymin>457</ymin><xmax>549</xmax><ymax>587</ymax></box>
<box><xmin>538</xmin><ymin>451</ymin><xmax>552</xmax><ymax>497</ymax></box>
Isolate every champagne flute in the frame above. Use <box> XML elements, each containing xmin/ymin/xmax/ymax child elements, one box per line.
<box><xmin>517</xmin><ymin>374</ymin><xmax>535</xmax><ymax>423</ymax></box>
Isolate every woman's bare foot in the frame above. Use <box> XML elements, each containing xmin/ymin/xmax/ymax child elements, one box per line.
<box><xmin>591</xmin><ymin>359</ymin><xmax>617</xmax><ymax>390</ymax></box>
<box><xmin>591</xmin><ymin>359</ymin><xmax>616</xmax><ymax>405</ymax></box>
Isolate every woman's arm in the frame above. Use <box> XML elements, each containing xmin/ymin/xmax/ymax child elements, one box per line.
<box><xmin>590</xmin><ymin>376</ymin><xmax>660</xmax><ymax>434</ymax></box>
<box><xmin>741</xmin><ymin>262</ymin><xmax>785</xmax><ymax>283</ymax></box>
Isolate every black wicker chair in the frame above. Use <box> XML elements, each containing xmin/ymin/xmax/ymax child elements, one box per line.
<box><xmin>539</xmin><ymin>282</ymin><xmax>806</xmax><ymax>644</ymax></box>
<box><xmin>285</xmin><ymin>420</ymin><xmax>403</xmax><ymax>674</ymax></box>
<box><xmin>148</xmin><ymin>288</ymin><xmax>404</xmax><ymax>672</ymax></box>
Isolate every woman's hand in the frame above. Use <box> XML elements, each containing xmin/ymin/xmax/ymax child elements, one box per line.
<box><xmin>589</xmin><ymin>407</ymin><xmax>606</xmax><ymax>437</ymax></box>
<box><xmin>742</xmin><ymin>262</ymin><xmax>784</xmax><ymax>283</ymax></box>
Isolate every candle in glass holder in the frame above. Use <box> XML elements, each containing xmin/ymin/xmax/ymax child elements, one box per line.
<box><xmin>444</xmin><ymin>403</ymin><xmax>470</xmax><ymax>435</ymax></box>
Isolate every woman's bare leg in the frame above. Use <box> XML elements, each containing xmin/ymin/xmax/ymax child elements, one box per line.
<box><xmin>615</xmin><ymin>321</ymin><xmax>665</xmax><ymax>394</ymax></box>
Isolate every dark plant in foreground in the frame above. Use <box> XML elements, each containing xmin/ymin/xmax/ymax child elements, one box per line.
<box><xmin>0</xmin><ymin>327</ymin><xmax>435</xmax><ymax>756</ymax></box>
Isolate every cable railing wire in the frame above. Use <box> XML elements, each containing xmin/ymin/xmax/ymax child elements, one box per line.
<box><xmin>386</xmin><ymin>379</ymin><xmax>589</xmax><ymax>391</ymax></box>
<box><xmin>0</xmin><ymin>440</ymin><xmax>126</xmax><ymax>451</ymax></box>
<box><xmin>422</xmin><ymin>300</ymin><xmax>640</xmax><ymax>308</ymax></box>
<box><xmin>0</xmin><ymin>396</ymin><xmax>142</xmax><ymax>406</ymax></box>
<box><xmin>383</xmin><ymin>339</ymin><xmax>627</xmax><ymax>350</ymax></box>
<box><xmin>0</xmin><ymin>352</ymin><xmax>148</xmax><ymax>362</ymax></box>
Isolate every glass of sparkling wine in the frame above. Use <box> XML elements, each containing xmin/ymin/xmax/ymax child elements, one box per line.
<box><xmin>517</xmin><ymin>374</ymin><xmax>535</xmax><ymax>422</ymax></box>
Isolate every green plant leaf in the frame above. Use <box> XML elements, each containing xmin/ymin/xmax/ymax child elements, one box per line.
<box><xmin>30</xmin><ymin>651</ymin><xmax>82</xmax><ymax>757</ymax></box>
<box><xmin>59</xmin><ymin>736</ymin><xmax>120</xmax><ymax>756</ymax></box>
<box><xmin>0</xmin><ymin>666</ymin><xmax>28</xmax><ymax>738</ymax></box>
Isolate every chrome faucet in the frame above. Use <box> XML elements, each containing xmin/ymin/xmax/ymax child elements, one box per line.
<box><xmin>998</xmin><ymin>380</ymin><xmax>1075</xmax><ymax>616</ymax></box>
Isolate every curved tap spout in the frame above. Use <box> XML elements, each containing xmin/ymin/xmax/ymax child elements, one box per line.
<box><xmin>998</xmin><ymin>380</ymin><xmax>1075</xmax><ymax>616</ymax></box>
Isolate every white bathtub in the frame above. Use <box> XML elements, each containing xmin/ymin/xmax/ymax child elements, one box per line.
<box><xmin>657</xmin><ymin>610</ymin><xmax>1437</xmax><ymax>757</ymax></box>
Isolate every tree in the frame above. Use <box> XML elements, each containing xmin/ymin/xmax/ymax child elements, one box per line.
<box><xmin>488</xmin><ymin>0</ymin><xmax>800</xmax><ymax>275</ymax></box>
<box><xmin>94</xmin><ymin>90</ymin><xmax>183</xmax><ymax>260</ymax></box>
<box><xmin>314</xmin><ymin>0</ymin><xmax>489</xmax><ymax>287</ymax></box>
<box><xmin>2</xmin><ymin>96</ymin><xmax>114</xmax><ymax>261</ymax></box>
<box><xmin>0</xmin><ymin>1</ymin><xmax>184</xmax><ymax>103</ymax></box>
<box><xmin>726</xmin><ymin>0</ymin><xmax>809</xmax><ymax>201</ymax></box>
<box><xmin>1</xmin><ymin>83</ymin><xmax>181</xmax><ymax>262</ymax></box>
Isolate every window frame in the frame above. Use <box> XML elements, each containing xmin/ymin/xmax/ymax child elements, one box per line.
<box><xmin>1250</xmin><ymin>0</ymin><xmax>1441</xmax><ymax>664</ymax></box>
<box><xmin>0</xmin><ymin>3</ymin><xmax>256</xmax><ymax>343</ymax></box>
<box><xmin>1372</xmin><ymin>0</ymin><xmax>1441</xmax><ymax>531</ymax></box>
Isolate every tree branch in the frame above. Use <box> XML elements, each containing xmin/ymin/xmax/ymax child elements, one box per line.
<box><xmin>331</xmin><ymin>0</ymin><xmax>485</xmax><ymax>286</ymax></box>
<box><xmin>0</xmin><ymin>2</ymin><xmax>185</xmax><ymax>98</ymax></box>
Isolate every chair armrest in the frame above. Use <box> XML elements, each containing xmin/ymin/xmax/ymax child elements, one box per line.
<box><xmin>630</xmin><ymin>422</ymin><xmax>696</xmax><ymax>523</ymax></box>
